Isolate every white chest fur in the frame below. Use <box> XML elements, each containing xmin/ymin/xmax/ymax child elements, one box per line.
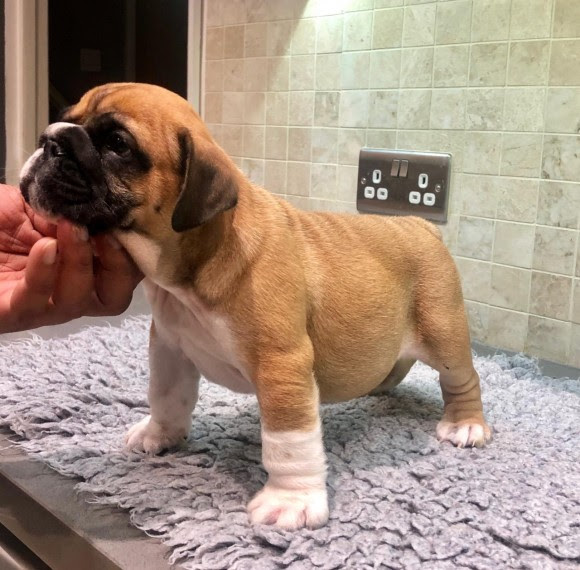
<box><xmin>115</xmin><ymin>232</ymin><xmax>254</xmax><ymax>394</ymax></box>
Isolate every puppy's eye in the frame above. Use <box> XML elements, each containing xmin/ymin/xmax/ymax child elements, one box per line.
<box><xmin>105</xmin><ymin>132</ymin><xmax>130</xmax><ymax>156</ymax></box>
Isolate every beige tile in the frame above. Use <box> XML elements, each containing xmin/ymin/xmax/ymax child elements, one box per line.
<box><xmin>207</xmin><ymin>123</ymin><xmax>223</xmax><ymax>146</ymax></box>
<box><xmin>455</xmin><ymin>257</ymin><xmax>492</xmax><ymax>303</ymax></box>
<box><xmin>508</xmin><ymin>41</ymin><xmax>550</xmax><ymax>86</ymax></box>
<box><xmin>340</xmin><ymin>91</ymin><xmax>370</xmax><ymax>128</ymax></box>
<box><xmin>464</xmin><ymin>300</ymin><xmax>489</xmax><ymax>344</ymax></box>
<box><xmin>221</xmin><ymin>125</ymin><xmax>243</xmax><ymax>156</ymax></box>
<box><xmin>530</xmin><ymin>272</ymin><xmax>573</xmax><ymax>320</ymax></box>
<box><xmin>288</xmin><ymin>127</ymin><xmax>312</xmax><ymax>161</ymax></box>
<box><xmin>496</xmin><ymin>178</ymin><xmax>539</xmax><ymax>223</ymax></box>
<box><xmin>369</xmin><ymin>91</ymin><xmax>399</xmax><ymax>129</ymax></box>
<box><xmin>537</xmin><ymin>181</ymin><xmax>580</xmax><ymax>229</ymax></box>
<box><xmin>223</xmin><ymin>59</ymin><xmax>244</xmax><ymax>91</ymax></box>
<box><xmin>448</xmin><ymin>172</ymin><xmax>464</xmax><ymax>214</ymax></box>
<box><xmin>430</xmin><ymin>130</ymin><xmax>466</xmax><ymax>172</ymax></box>
<box><xmin>400</xmin><ymin>47</ymin><xmax>433</xmax><ymax>87</ymax></box>
<box><xmin>223</xmin><ymin>0</ymin><xmax>246</xmax><ymax>25</ymax></box>
<box><xmin>573</xmin><ymin>280</ymin><xmax>580</xmax><ymax>323</ymax></box>
<box><xmin>526</xmin><ymin>316</ymin><xmax>571</xmax><ymax>364</ymax></box>
<box><xmin>243</xmin><ymin>58</ymin><xmax>268</xmax><ymax>92</ymax></box>
<box><xmin>501</xmin><ymin>134</ymin><xmax>543</xmax><ymax>177</ymax></box>
<box><xmin>469</xmin><ymin>43</ymin><xmax>509</xmax><ymax>87</ymax></box>
<box><xmin>267</xmin><ymin>21</ymin><xmax>292</xmax><ymax>56</ymax></box>
<box><xmin>549</xmin><ymin>40</ymin><xmax>580</xmax><ymax>86</ymax></box>
<box><xmin>397</xmin><ymin>129</ymin><xmax>431</xmax><ymax>150</ymax></box>
<box><xmin>222</xmin><ymin>91</ymin><xmax>245</xmax><ymax>123</ymax></box>
<box><xmin>367</xmin><ymin>129</ymin><xmax>397</xmax><ymax>148</ymax></box>
<box><xmin>533</xmin><ymin>226</ymin><xmax>577</xmax><ymax>275</ymax></box>
<box><xmin>344</xmin><ymin>11</ymin><xmax>373</xmax><ymax>51</ymax></box>
<box><xmin>375</xmin><ymin>0</ymin><xmax>404</xmax><ymax>7</ymax></box>
<box><xmin>264</xmin><ymin>160</ymin><xmax>287</xmax><ymax>194</ymax></box>
<box><xmin>503</xmin><ymin>88</ymin><xmax>545</xmax><ymax>132</ymax></box>
<box><xmin>314</xmin><ymin>92</ymin><xmax>340</xmax><ymax>127</ymax></box>
<box><xmin>244</xmin><ymin>92</ymin><xmax>266</xmax><ymax>124</ymax></box>
<box><xmin>433</xmin><ymin>45</ymin><xmax>469</xmax><ymax>87</ymax></box>
<box><xmin>373</xmin><ymin>8</ymin><xmax>404</xmax><ymax>49</ymax></box>
<box><xmin>316</xmin><ymin>54</ymin><xmax>341</xmax><ymax>90</ymax></box>
<box><xmin>302</xmin><ymin>0</ymin><xmax>343</xmax><ymax>18</ymax></box>
<box><xmin>312</xmin><ymin>128</ymin><xmax>338</xmax><ymax>163</ymax></box>
<box><xmin>316</xmin><ymin>15</ymin><xmax>344</xmax><ymax>53</ymax></box>
<box><xmin>430</xmin><ymin>89</ymin><xmax>465</xmax><ymax>130</ymax></box>
<box><xmin>402</xmin><ymin>3</ymin><xmax>436</xmax><ymax>46</ymax></box>
<box><xmin>337</xmin><ymin>164</ymin><xmax>358</xmax><ymax>202</ymax></box>
<box><xmin>206</xmin><ymin>28</ymin><xmax>224</xmax><ymax>60</ymax></box>
<box><xmin>224</xmin><ymin>26</ymin><xmax>245</xmax><ymax>59</ymax></box>
<box><xmin>267</xmin><ymin>57</ymin><xmax>290</xmax><ymax>91</ymax></box>
<box><xmin>435</xmin><ymin>0</ymin><xmax>472</xmax><ymax>44</ymax></box>
<box><xmin>553</xmin><ymin>0</ymin><xmax>580</xmax><ymax>37</ymax></box>
<box><xmin>493</xmin><ymin>221</ymin><xmax>536</xmax><ymax>268</ymax></box>
<box><xmin>338</xmin><ymin>129</ymin><xmax>366</xmax><ymax>165</ymax></box>
<box><xmin>291</xmin><ymin>19</ymin><xmax>316</xmax><ymax>55</ymax></box>
<box><xmin>441</xmin><ymin>212</ymin><xmax>460</xmax><ymax>253</ymax></box>
<box><xmin>341</xmin><ymin>52</ymin><xmax>371</xmax><ymax>90</ymax></box>
<box><xmin>570</xmin><ymin>324</ymin><xmax>580</xmax><ymax>367</ymax></box>
<box><xmin>344</xmin><ymin>0</ymin><xmax>374</xmax><ymax>11</ymax></box>
<box><xmin>457</xmin><ymin>216</ymin><xmax>495</xmax><ymax>261</ymax></box>
<box><xmin>290</xmin><ymin>55</ymin><xmax>315</xmax><ymax>91</ymax></box>
<box><xmin>510</xmin><ymin>0</ymin><xmax>553</xmax><ymax>40</ymax></box>
<box><xmin>466</xmin><ymin>89</ymin><xmax>505</xmax><ymax>131</ymax></box>
<box><xmin>288</xmin><ymin>91</ymin><xmax>314</xmax><ymax>126</ymax></box>
<box><xmin>369</xmin><ymin>50</ymin><xmax>401</xmax><ymax>89</ymax></box>
<box><xmin>266</xmin><ymin>92</ymin><xmax>289</xmax><ymax>125</ymax></box>
<box><xmin>285</xmin><ymin>195</ymin><xmax>311</xmax><ymax>210</ymax></box>
<box><xmin>397</xmin><ymin>90</ymin><xmax>431</xmax><ymax>129</ymax></box>
<box><xmin>264</xmin><ymin>126</ymin><xmax>288</xmax><ymax>160</ymax></box>
<box><xmin>205</xmin><ymin>61</ymin><xmax>223</xmax><ymax>92</ymax></box>
<box><xmin>242</xmin><ymin>125</ymin><xmax>265</xmax><ymax>158</ymax></box>
<box><xmin>489</xmin><ymin>265</ymin><xmax>531</xmax><ymax>312</ymax></box>
<box><xmin>487</xmin><ymin>307</ymin><xmax>529</xmax><ymax>352</ymax></box>
<box><xmin>244</xmin><ymin>22</ymin><xmax>267</xmax><ymax>57</ymax></box>
<box><xmin>259</xmin><ymin>1</ymin><xmax>296</xmax><ymax>22</ymax></box>
<box><xmin>206</xmin><ymin>0</ymin><xmax>224</xmax><ymax>27</ymax></box>
<box><xmin>241</xmin><ymin>158</ymin><xmax>264</xmax><ymax>186</ymax></box>
<box><xmin>204</xmin><ymin>93</ymin><xmax>222</xmax><ymax>123</ymax></box>
<box><xmin>577</xmin><ymin>239</ymin><xmax>580</xmax><ymax>278</ymax></box>
<box><xmin>311</xmin><ymin>164</ymin><xmax>338</xmax><ymax>200</ymax></box>
<box><xmin>542</xmin><ymin>135</ymin><xmax>580</xmax><ymax>182</ymax></box>
<box><xmin>545</xmin><ymin>88</ymin><xmax>580</xmax><ymax>134</ymax></box>
<box><xmin>471</xmin><ymin>0</ymin><xmax>511</xmax><ymax>42</ymax></box>
<box><xmin>464</xmin><ymin>133</ymin><xmax>502</xmax><ymax>175</ymax></box>
<box><xmin>460</xmin><ymin>175</ymin><xmax>499</xmax><ymax>217</ymax></box>
<box><xmin>286</xmin><ymin>162</ymin><xmax>311</xmax><ymax>196</ymax></box>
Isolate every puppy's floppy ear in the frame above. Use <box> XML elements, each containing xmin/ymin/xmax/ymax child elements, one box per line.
<box><xmin>171</xmin><ymin>130</ymin><xmax>238</xmax><ymax>232</ymax></box>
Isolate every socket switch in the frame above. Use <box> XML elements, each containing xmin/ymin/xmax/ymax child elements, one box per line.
<box><xmin>356</xmin><ymin>149</ymin><xmax>451</xmax><ymax>223</ymax></box>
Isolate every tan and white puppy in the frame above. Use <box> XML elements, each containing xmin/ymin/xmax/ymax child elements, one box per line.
<box><xmin>20</xmin><ymin>83</ymin><xmax>491</xmax><ymax>530</ymax></box>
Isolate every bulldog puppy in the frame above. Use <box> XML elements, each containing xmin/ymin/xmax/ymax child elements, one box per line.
<box><xmin>20</xmin><ymin>83</ymin><xmax>491</xmax><ymax>530</ymax></box>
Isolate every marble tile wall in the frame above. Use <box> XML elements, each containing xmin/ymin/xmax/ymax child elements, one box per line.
<box><xmin>203</xmin><ymin>0</ymin><xmax>580</xmax><ymax>367</ymax></box>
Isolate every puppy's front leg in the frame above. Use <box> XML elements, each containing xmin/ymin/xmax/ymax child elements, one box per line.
<box><xmin>248</xmin><ymin>343</ymin><xmax>328</xmax><ymax>530</ymax></box>
<box><xmin>126</xmin><ymin>321</ymin><xmax>200</xmax><ymax>454</ymax></box>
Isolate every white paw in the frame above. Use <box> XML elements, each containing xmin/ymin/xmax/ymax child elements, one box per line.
<box><xmin>437</xmin><ymin>420</ymin><xmax>492</xmax><ymax>448</ymax></box>
<box><xmin>248</xmin><ymin>484</ymin><xmax>329</xmax><ymax>530</ymax></box>
<box><xmin>125</xmin><ymin>415</ymin><xmax>188</xmax><ymax>454</ymax></box>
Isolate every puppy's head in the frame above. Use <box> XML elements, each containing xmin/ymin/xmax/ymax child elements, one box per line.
<box><xmin>20</xmin><ymin>83</ymin><xmax>238</xmax><ymax>236</ymax></box>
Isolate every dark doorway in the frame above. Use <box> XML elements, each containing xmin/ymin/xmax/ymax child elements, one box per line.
<box><xmin>48</xmin><ymin>0</ymin><xmax>188</xmax><ymax>123</ymax></box>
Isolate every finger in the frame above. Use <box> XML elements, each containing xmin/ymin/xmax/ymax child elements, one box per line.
<box><xmin>52</xmin><ymin>220</ymin><xmax>94</xmax><ymax>318</ymax></box>
<box><xmin>90</xmin><ymin>234</ymin><xmax>142</xmax><ymax>316</ymax></box>
<box><xmin>9</xmin><ymin>238</ymin><xmax>59</xmax><ymax>328</ymax></box>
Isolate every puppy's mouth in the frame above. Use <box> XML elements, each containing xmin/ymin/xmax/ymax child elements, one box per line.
<box><xmin>20</xmin><ymin>122</ymin><xmax>135</xmax><ymax>234</ymax></box>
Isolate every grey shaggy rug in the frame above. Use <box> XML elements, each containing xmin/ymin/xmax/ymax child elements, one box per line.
<box><xmin>0</xmin><ymin>317</ymin><xmax>579</xmax><ymax>570</ymax></box>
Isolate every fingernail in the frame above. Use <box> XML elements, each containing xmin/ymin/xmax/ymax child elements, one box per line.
<box><xmin>105</xmin><ymin>234</ymin><xmax>122</xmax><ymax>250</ymax></box>
<box><xmin>75</xmin><ymin>226</ymin><xmax>89</xmax><ymax>242</ymax></box>
<box><xmin>43</xmin><ymin>240</ymin><xmax>58</xmax><ymax>265</ymax></box>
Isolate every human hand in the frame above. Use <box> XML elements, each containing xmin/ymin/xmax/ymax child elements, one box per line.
<box><xmin>0</xmin><ymin>185</ymin><xmax>142</xmax><ymax>333</ymax></box>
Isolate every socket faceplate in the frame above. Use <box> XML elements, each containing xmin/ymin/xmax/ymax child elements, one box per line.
<box><xmin>357</xmin><ymin>149</ymin><xmax>451</xmax><ymax>223</ymax></box>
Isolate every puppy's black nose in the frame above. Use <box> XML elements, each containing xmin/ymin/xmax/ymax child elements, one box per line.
<box><xmin>44</xmin><ymin>139</ymin><xmax>67</xmax><ymax>159</ymax></box>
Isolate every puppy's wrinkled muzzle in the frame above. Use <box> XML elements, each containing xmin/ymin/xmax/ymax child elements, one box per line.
<box><xmin>36</xmin><ymin>122</ymin><xmax>105</xmax><ymax>204</ymax></box>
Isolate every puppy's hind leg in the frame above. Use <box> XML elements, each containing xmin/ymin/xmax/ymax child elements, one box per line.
<box><xmin>369</xmin><ymin>358</ymin><xmax>416</xmax><ymax>395</ymax></box>
<box><xmin>126</xmin><ymin>321</ymin><xmax>200</xmax><ymax>454</ymax></box>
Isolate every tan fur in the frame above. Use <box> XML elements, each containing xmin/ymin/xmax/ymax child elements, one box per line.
<box><xmin>65</xmin><ymin>83</ymin><xmax>490</xmax><ymax>440</ymax></box>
